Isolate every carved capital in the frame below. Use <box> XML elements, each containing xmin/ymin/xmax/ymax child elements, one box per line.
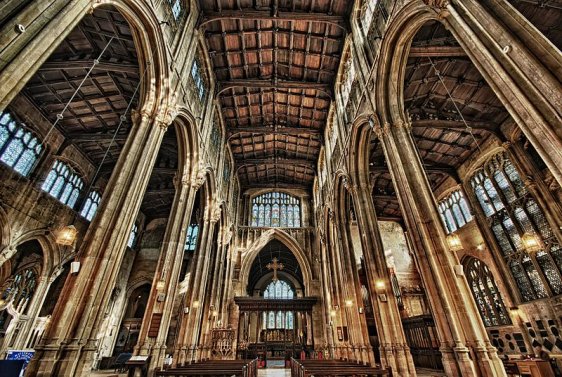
<box><xmin>523</xmin><ymin>175</ymin><xmax>536</xmax><ymax>189</ymax></box>
<box><xmin>394</xmin><ymin>119</ymin><xmax>412</xmax><ymax>131</ymax></box>
<box><xmin>190</xmin><ymin>162</ymin><xmax>207</xmax><ymax>190</ymax></box>
<box><xmin>502</xmin><ymin>141</ymin><xmax>513</xmax><ymax>151</ymax></box>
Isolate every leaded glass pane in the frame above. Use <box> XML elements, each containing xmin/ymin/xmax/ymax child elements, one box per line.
<box><xmin>438</xmin><ymin>189</ymin><xmax>473</xmax><ymax>233</ymax></box>
<box><xmin>250</xmin><ymin>192</ymin><xmax>301</xmax><ymax>228</ymax></box>
<box><xmin>536</xmin><ymin>251</ymin><xmax>562</xmax><ymax>295</ymax></box>
<box><xmin>522</xmin><ymin>256</ymin><xmax>548</xmax><ymax>299</ymax></box>
<box><xmin>0</xmin><ymin>112</ymin><xmax>42</xmax><ymax>177</ymax></box>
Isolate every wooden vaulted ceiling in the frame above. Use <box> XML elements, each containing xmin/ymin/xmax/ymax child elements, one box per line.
<box><xmin>199</xmin><ymin>0</ymin><xmax>352</xmax><ymax>188</ymax></box>
<box><xmin>19</xmin><ymin>7</ymin><xmax>177</xmax><ymax>219</ymax></box>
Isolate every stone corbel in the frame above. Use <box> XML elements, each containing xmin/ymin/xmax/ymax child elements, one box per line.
<box><xmin>422</xmin><ymin>0</ymin><xmax>451</xmax><ymax>19</ymax></box>
<box><xmin>207</xmin><ymin>200</ymin><xmax>222</xmax><ymax>224</ymax></box>
<box><xmin>372</xmin><ymin>122</ymin><xmax>390</xmax><ymax>139</ymax></box>
<box><xmin>190</xmin><ymin>162</ymin><xmax>208</xmax><ymax>190</ymax></box>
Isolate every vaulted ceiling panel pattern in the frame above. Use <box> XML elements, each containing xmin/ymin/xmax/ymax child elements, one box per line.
<box><xmin>199</xmin><ymin>0</ymin><xmax>351</xmax><ymax>187</ymax></box>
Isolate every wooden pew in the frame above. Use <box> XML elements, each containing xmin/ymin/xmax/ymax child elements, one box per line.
<box><xmin>291</xmin><ymin>358</ymin><xmax>392</xmax><ymax>377</ymax></box>
<box><xmin>155</xmin><ymin>358</ymin><xmax>257</xmax><ymax>377</ymax></box>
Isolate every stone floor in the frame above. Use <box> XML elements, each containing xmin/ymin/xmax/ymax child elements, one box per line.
<box><xmin>258</xmin><ymin>368</ymin><xmax>291</xmax><ymax>376</ymax></box>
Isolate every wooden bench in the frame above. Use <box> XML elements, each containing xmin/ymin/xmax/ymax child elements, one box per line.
<box><xmin>291</xmin><ymin>358</ymin><xmax>392</xmax><ymax>377</ymax></box>
<box><xmin>155</xmin><ymin>359</ymin><xmax>257</xmax><ymax>377</ymax></box>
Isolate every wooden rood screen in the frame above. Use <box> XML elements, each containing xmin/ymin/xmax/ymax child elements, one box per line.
<box><xmin>401</xmin><ymin>314</ymin><xmax>443</xmax><ymax>370</ymax></box>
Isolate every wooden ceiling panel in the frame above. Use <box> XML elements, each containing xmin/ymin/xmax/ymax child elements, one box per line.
<box><xmin>199</xmin><ymin>0</ymin><xmax>351</xmax><ymax>187</ymax></box>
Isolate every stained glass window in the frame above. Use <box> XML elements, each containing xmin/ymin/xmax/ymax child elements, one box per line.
<box><xmin>191</xmin><ymin>57</ymin><xmax>207</xmax><ymax>101</ymax></box>
<box><xmin>470</xmin><ymin>152</ymin><xmax>562</xmax><ymax>301</ymax></box>
<box><xmin>0</xmin><ymin>267</ymin><xmax>38</xmax><ymax>314</ymax></box>
<box><xmin>438</xmin><ymin>189</ymin><xmax>473</xmax><ymax>234</ymax></box>
<box><xmin>0</xmin><ymin>111</ymin><xmax>42</xmax><ymax>176</ymax></box>
<box><xmin>184</xmin><ymin>224</ymin><xmax>199</xmax><ymax>251</ymax></box>
<box><xmin>80</xmin><ymin>190</ymin><xmax>101</xmax><ymax>221</ymax></box>
<box><xmin>168</xmin><ymin>0</ymin><xmax>183</xmax><ymax>20</ymax></box>
<box><xmin>128</xmin><ymin>224</ymin><xmax>138</xmax><ymax>248</ymax></box>
<box><xmin>263</xmin><ymin>280</ymin><xmax>294</xmax><ymax>329</ymax></box>
<box><xmin>251</xmin><ymin>192</ymin><xmax>301</xmax><ymax>228</ymax></box>
<box><xmin>463</xmin><ymin>257</ymin><xmax>511</xmax><ymax>327</ymax></box>
<box><xmin>41</xmin><ymin>160</ymin><xmax>84</xmax><ymax>208</ymax></box>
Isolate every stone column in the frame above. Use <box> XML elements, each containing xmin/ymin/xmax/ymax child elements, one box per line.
<box><xmin>25</xmin><ymin>109</ymin><xmax>171</xmax><ymax>377</ymax></box>
<box><xmin>375</xmin><ymin>119</ymin><xmax>506</xmax><ymax>377</ymax></box>
<box><xmin>0</xmin><ymin>0</ymin><xmax>90</xmax><ymax>110</ymax></box>
<box><xmin>435</xmin><ymin>0</ymin><xmax>562</xmax><ymax>187</ymax></box>
<box><xmin>173</xmin><ymin>204</ymin><xmax>219</xmax><ymax>365</ymax></box>
<box><xmin>132</xmin><ymin>171</ymin><xmax>200</xmax><ymax>375</ymax></box>
<box><xmin>350</xmin><ymin>179</ymin><xmax>416</xmax><ymax>376</ymax></box>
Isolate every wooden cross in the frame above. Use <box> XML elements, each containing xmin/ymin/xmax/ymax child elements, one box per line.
<box><xmin>267</xmin><ymin>257</ymin><xmax>284</xmax><ymax>282</ymax></box>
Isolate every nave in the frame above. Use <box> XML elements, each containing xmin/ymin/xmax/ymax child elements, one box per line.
<box><xmin>0</xmin><ymin>0</ymin><xmax>561</xmax><ymax>376</ymax></box>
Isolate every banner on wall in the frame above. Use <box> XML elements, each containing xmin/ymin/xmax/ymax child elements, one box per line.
<box><xmin>6</xmin><ymin>350</ymin><xmax>34</xmax><ymax>377</ymax></box>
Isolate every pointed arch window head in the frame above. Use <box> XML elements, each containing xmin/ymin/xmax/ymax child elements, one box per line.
<box><xmin>438</xmin><ymin>189</ymin><xmax>473</xmax><ymax>234</ymax></box>
<box><xmin>0</xmin><ymin>111</ymin><xmax>43</xmax><ymax>177</ymax></box>
<box><xmin>80</xmin><ymin>190</ymin><xmax>101</xmax><ymax>221</ymax></box>
<box><xmin>251</xmin><ymin>192</ymin><xmax>301</xmax><ymax>228</ymax></box>
<box><xmin>463</xmin><ymin>257</ymin><xmax>510</xmax><ymax>327</ymax></box>
<box><xmin>41</xmin><ymin>160</ymin><xmax>84</xmax><ymax>208</ymax></box>
<box><xmin>470</xmin><ymin>152</ymin><xmax>562</xmax><ymax>301</ymax></box>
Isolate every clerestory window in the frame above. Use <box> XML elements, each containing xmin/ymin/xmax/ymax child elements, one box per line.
<box><xmin>0</xmin><ymin>111</ymin><xmax>42</xmax><ymax>177</ymax></box>
<box><xmin>41</xmin><ymin>160</ymin><xmax>84</xmax><ymax>208</ymax></box>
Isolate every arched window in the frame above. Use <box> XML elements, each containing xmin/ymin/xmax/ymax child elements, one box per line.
<box><xmin>128</xmin><ymin>223</ymin><xmax>138</xmax><ymax>248</ymax></box>
<box><xmin>0</xmin><ymin>111</ymin><xmax>42</xmax><ymax>176</ymax></box>
<box><xmin>438</xmin><ymin>189</ymin><xmax>473</xmax><ymax>234</ymax></box>
<box><xmin>463</xmin><ymin>257</ymin><xmax>510</xmax><ymax>327</ymax></box>
<box><xmin>470</xmin><ymin>152</ymin><xmax>562</xmax><ymax>301</ymax></box>
<box><xmin>0</xmin><ymin>267</ymin><xmax>38</xmax><ymax>313</ymax></box>
<box><xmin>41</xmin><ymin>160</ymin><xmax>84</xmax><ymax>208</ymax></box>
<box><xmin>80</xmin><ymin>190</ymin><xmax>101</xmax><ymax>221</ymax></box>
<box><xmin>184</xmin><ymin>224</ymin><xmax>199</xmax><ymax>251</ymax></box>
<box><xmin>191</xmin><ymin>56</ymin><xmax>208</xmax><ymax>101</ymax></box>
<box><xmin>263</xmin><ymin>280</ymin><xmax>294</xmax><ymax>329</ymax></box>
<box><xmin>251</xmin><ymin>192</ymin><xmax>301</xmax><ymax>228</ymax></box>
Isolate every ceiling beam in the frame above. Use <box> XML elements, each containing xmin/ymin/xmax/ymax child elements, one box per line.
<box><xmin>412</xmin><ymin>119</ymin><xmax>497</xmax><ymax>130</ymax></box>
<box><xmin>38</xmin><ymin>60</ymin><xmax>138</xmax><ymax>74</ymax></box>
<box><xmin>239</xmin><ymin>182</ymin><xmax>312</xmax><ymax>190</ymax></box>
<box><xmin>65</xmin><ymin>132</ymin><xmax>129</xmax><ymax>142</ymax></box>
<box><xmin>227</xmin><ymin>126</ymin><xmax>322</xmax><ymax>137</ymax></box>
<box><xmin>371</xmin><ymin>164</ymin><xmax>458</xmax><ymax>178</ymax></box>
<box><xmin>237</xmin><ymin>158</ymin><xmax>317</xmax><ymax>168</ymax></box>
<box><xmin>218</xmin><ymin>79</ymin><xmax>333</xmax><ymax>96</ymax></box>
<box><xmin>199</xmin><ymin>10</ymin><xmax>348</xmax><ymax>31</ymax></box>
<box><xmin>409</xmin><ymin>46</ymin><xmax>467</xmax><ymax>57</ymax></box>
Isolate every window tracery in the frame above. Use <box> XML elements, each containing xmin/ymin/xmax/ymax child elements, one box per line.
<box><xmin>191</xmin><ymin>55</ymin><xmax>208</xmax><ymax>101</ymax></box>
<box><xmin>0</xmin><ymin>111</ymin><xmax>42</xmax><ymax>177</ymax></box>
<box><xmin>41</xmin><ymin>160</ymin><xmax>84</xmax><ymax>208</ymax></box>
<box><xmin>263</xmin><ymin>280</ymin><xmax>294</xmax><ymax>329</ymax></box>
<box><xmin>80</xmin><ymin>190</ymin><xmax>101</xmax><ymax>221</ymax></box>
<box><xmin>470</xmin><ymin>152</ymin><xmax>562</xmax><ymax>301</ymax></box>
<box><xmin>463</xmin><ymin>257</ymin><xmax>511</xmax><ymax>327</ymax></box>
<box><xmin>128</xmin><ymin>224</ymin><xmax>138</xmax><ymax>248</ymax></box>
<box><xmin>251</xmin><ymin>192</ymin><xmax>301</xmax><ymax>228</ymax></box>
<box><xmin>0</xmin><ymin>268</ymin><xmax>38</xmax><ymax>313</ymax></box>
<box><xmin>184</xmin><ymin>224</ymin><xmax>199</xmax><ymax>252</ymax></box>
<box><xmin>438</xmin><ymin>189</ymin><xmax>473</xmax><ymax>234</ymax></box>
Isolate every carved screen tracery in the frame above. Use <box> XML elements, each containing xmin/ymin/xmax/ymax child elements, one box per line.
<box><xmin>263</xmin><ymin>280</ymin><xmax>294</xmax><ymax>329</ymax></box>
<box><xmin>463</xmin><ymin>257</ymin><xmax>510</xmax><ymax>327</ymax></box>
<box><xmin>470</xmin><ymin>152</ymin><xmax>562</xmax><ymax>301</ymax></box>
<box><xmin>251</xmin><ymin>192</ymin><xmax>301</xmax><ymax>228</ymax></box>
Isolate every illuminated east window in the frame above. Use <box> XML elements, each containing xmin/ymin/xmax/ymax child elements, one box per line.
<box><xmin>438</xmin><ymin>189</ymin><xmax>473</xmax><ymax>234</ymax></box>
<box><xmin>251</xmin><ymin>192</ymin><xmax>301</xmax><ymax>228</ymax></box>
<box><xmin>463</xmin><ymin>257</ymin><xmax>510</xmax><ymax>327</ymax></box>
<box><xmin>80</xmin><ymin>190</ymin><xmax>101</xmax><ymax>221</ymax></box>
<box><xmin>41</xmin><ymin>160</ymin><xmax>84</xmax><ymax>208</ymax></box>
<box><xmin>470</xmin><ymin>152</ymin><xmax>562</xmax><ymax>301</ymax></box>
<box><xmin>184</xmin><ymin>224</ymin><xmax>199</xmax><ymax>251</ymax></box>
<box><xmin>0</xmin><ymin>111</ymin><xmax>42</xmax><ymax>176</ymax></box>
<box><xmin>263</xmin><ymin>280</ymin><xmax>294</xmax><ymax>329</ymax></box>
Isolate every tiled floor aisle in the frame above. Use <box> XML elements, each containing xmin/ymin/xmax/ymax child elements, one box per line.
<box><xmin>258</xmin><ymin>368</ymin><xmax>291</xmax><ymax>377</ymax></box>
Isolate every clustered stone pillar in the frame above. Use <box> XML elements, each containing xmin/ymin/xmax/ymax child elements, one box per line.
<box><xmin>349</xmin><ymin>179</ymin><xmax>416</xmax><ymax>376</ymax></box>
<box><xmin>435</xmin><ymin>0</ymin><xmax>562</xmax><ymax>187</ymax></box>
<box><xmin>132</xmin><ymin>169</ymin><xmax>202</xmax><ymax>375</ymax></box>
<box><xmin>174</xmin><ymin>201</ymin><xmax>220</xmax><ymax>365</ymax></box>
<box><xmin>373</xmin><ymin>118</ymin><xmax>506</xmax><ymax>377</ymax></box>
<box><xmin>25</xmin><ymin>109</ymin><xmax>171</xmax><ymax>377</ymax></box>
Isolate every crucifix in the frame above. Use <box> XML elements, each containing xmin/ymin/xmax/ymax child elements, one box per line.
<box><xmin>267</xmin><ymin>257</ymin><xmax>284</xmax><ymax>282</ymax></box>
